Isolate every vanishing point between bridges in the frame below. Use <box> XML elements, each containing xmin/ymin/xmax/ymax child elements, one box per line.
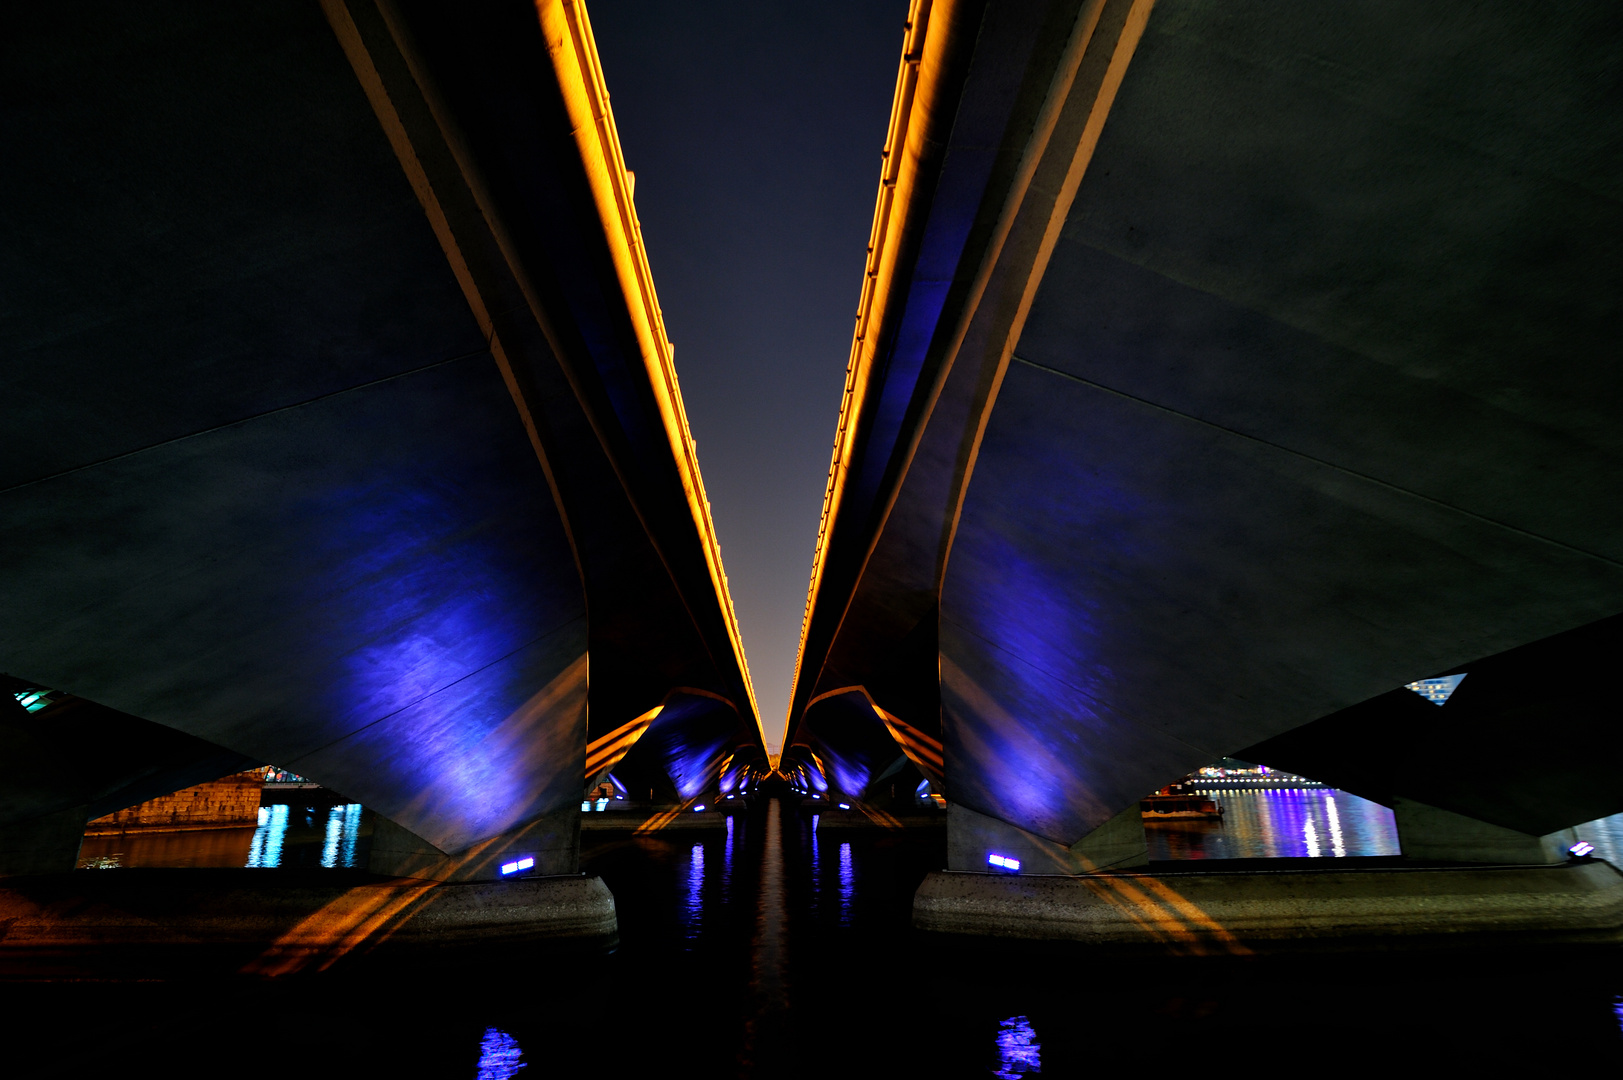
<box><xmin>3</xmin><ymin>0</ymin><xmax>1622</xmax><ymax>1074</ymax></box>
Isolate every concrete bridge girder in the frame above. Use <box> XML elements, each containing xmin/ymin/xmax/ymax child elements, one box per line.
<box><xmin>788</xmin><ymin>0</ymin><xmax>1623</xmax><ymax>869</ymax></box>
<box><xmin>0</xmin><ymin>1</ymin><xmax>763</xmax><ymax>878</ymax></box>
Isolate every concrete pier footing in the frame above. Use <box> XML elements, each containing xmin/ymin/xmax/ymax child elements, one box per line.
<box><xmin>0</xmin><ymin>869</ymin><xmax>617</xmax><ymax>978</ymax></box>
<box><xmin>913</xmin><ymin>859</ymin><xmax>1623</xmax><ymax>953</ymax></box>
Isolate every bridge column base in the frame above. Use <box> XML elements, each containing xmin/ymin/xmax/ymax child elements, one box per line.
<box><xmin>947</xmin><ymin>801</ymin><xmax>1148</xmax><ymax>874</ymax></box>
<box><xmin>1393</xmin><ymin>798</ymin><xmax>1578</xmax><ymax>864</ymax></box>
<box><xmin>913</xmin><ymin>859</ymin><xmax>1623</xmax><ymax>952</ymax></box>
<box><xmin>369</xmin><ymin>806</ymin><xmax>580</xmax><ymax>882</ymax></box>
<box><xmin>0</xmin><ymin>805</ymin><xmax>88</xmax><ymax>877</ymax></box>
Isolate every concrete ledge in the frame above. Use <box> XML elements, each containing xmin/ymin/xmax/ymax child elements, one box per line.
<box><xmin>913</xmin><ymin>859</ymin><xmax>1623</xmax><ymax>953</ymax></box>
<box><xmin>0</xmin><ymin>869</ymin><xmax>616</xmax><ymax>978</ymax></box>
<box><xmin>580</xmin><ymin>809</ymin><xmax>728</xmax><ymax>831</ymax></box>
<box><xmin>381</xmin><ymin>874</ymin><xmax>617</xmax><ymax>943</ymax></box>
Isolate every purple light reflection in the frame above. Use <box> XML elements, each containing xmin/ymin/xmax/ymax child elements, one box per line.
<box><xmin>837</xmin><ymin>842</ymin><xmax>854</xmax><ymax>924</ymax></box>
<box><xmin>475</xmin><ymin>1028</ymin><xmax>526</xmax><ymax>1079</ymax></box>
<box><xmin>1144</xmin><ymin>787</ymin><xmax>1398</xmax><ymax>861</ymax></box>
<box><xmin>993</xmin><ymin>1015</ymin><xmax>1040</xmax><ymax>1079</ymax></box>
<box><xmin>810</xmin><ymin>816</ymin><xmax>822</xmax><ymax>917</ymax></box>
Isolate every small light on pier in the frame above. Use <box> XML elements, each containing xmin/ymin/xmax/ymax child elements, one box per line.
<box><xmin>500</xmin><ymin>856</ymin><xmax>535</xmax><ymax>876</ymax></box>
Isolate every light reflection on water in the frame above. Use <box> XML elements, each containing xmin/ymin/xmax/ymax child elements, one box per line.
<box><xmin>723</xmin><ymin>814</ymin><xmax>735</xmax><ymax>899</ymax></box>
<box><xmin>475</xmin><ymin>1027</ymin><xmax>527</xmax><ymax>1079</ymax></box>
<box><xmin>837</xmin><ymin>841</ymin><xmax>855</xmax><ymax>924</ymax></box>
<box><xmin>246</xmin><ymin>804</ymin><xmax>289</xmax><ymax>867</ymax></box>
<box><xmin>682</xmin><ymin>842</ymin><xmax>705</xmax><ymax>943</ymax></box>
<box><xmin>1152</xmin><ymin>790</ymin><xmax>1623</xmax><ymax>865</ymax></box>
<box><xmin>244</xmin><ymin>804</ymin><xmax>365</xmax><ymax>868</ymax></box>
<box><xmin>77</xmin><ymin>802</ymin><xmax>370</xmax><ymax>870</ymax></box>
<box><xmin>809</xmin><ymin>814</ymin><xmax>821</xmax><ymax>916</ymax></box>
<box><xmin>320</xmin><ymin>804</ymin><xmax>363</xmax><ymax>867</ymax></box>
<box><xmin>1147</xmin><ymin>788</ymin><xmax>1400</xmax><ymax>860</ymax></box>
<box><xmin>994</xmin><ymin>1015</ymin><xmax>1041</xmax><ymax>1079</ymax></box>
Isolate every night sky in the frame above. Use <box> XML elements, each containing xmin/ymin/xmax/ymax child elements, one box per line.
<box><xmin>589</xmin><ymin>2</ymin><xmax>909</xmax><ymax>751</ymax></box>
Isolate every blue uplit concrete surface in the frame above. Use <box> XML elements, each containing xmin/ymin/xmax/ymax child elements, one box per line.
<box><xmin>1575</xmin><ymin>814</ymin><xmax>1623</xmax><ymax>868</ymax></box>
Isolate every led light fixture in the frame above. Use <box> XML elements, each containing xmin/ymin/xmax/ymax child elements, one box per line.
<box><xmin>1571</xmin><ymin>841</ymin><xmax>1596</xmax><ymax>858</ymax></box>
<box><xmin>987</xmin><ymin>853</ymin><xmax>1021</xmax><ymax>872</ymax></box>
<box><xmin>838</xmin><ymin>803</ymin><xmax>851</xmax><ymax>810</ymax></box>
<box><xmin>693</xmin><ymin>804</ymin><xmax>706</xmax><ymax>812</ymax></box>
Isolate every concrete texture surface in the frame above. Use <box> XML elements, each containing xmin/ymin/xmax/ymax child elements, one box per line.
<box><xmin>0</xmin><ymin>869</ymin><xmax>616</xmax><ymax>978</ymax></box>
<box><xmin>914</xmin><ymin>859</ymin><xmax>1623</xmax><ymax>952</ymax></box>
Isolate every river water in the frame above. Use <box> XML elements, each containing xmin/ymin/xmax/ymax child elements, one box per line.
<box><xmin>12</xmin><ymin>794</ymin><xmax>1623</xmax><ymax>1075</ymax></box>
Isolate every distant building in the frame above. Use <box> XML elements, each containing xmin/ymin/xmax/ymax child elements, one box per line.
<box><xmin>1404</xmin><ymin>673</ymin><xmax>1466</xmax><ymax>706</ymax></box>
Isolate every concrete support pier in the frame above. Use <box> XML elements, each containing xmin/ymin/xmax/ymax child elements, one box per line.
<box><xmin>369</xmin><ymin>806</ymin><xmax>580</xmax><ymax>881</ymax></box>
<box><xmin>947</xmin><ymin>802</ymin><xmax>1148</xmax><ymax>874</ymax></box>
<box><xmin>0</xmin><ymin>806</ymin><xmax>88</xmax><ymax>878</ymax></box>
<box><xmin>914</xmin><ymin>859</ymin><xmax>1623</xmax><ymax>953</ymax></box>
<box><xmin>1392</xmin><ymin>798</ymin><xmax>1580</xmax><ymax>864</ymax></box>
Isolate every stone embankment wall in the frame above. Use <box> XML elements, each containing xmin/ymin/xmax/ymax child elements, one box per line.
<box><xmin>85</xmin><ymin>770</ymin><xmax>265</xmax><ymax>834</ymax></box>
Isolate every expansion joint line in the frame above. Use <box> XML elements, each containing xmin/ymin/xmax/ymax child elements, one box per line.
<box><xmin>1010</xmin><ymin>353</ymin><xmax>1623</xmax><ymax>571</ymax></box>
<box><xmin>0</xmin><ymin>348</ymin><xmax>490</xmax><ymax>497</ymax></box>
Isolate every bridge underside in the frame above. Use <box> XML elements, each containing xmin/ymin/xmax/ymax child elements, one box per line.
<box><xmin>788</xmin><ymin>0</ymin><xmax>1623</xmax><ymax>852</ymax></box>
<box><xmin>1</xmin><ymin>1</ymin><xmax>764</xmax><ymax>874</ymax></box>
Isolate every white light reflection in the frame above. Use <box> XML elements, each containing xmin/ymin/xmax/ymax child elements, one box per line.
<box><xmin>341</xmin><ymin>804</ymin><xmax>362</xmax><ymax>867</ymax></box>
<box><xmin>810</xmin><ymin>818</ymin><xmax>822</xmax><ymax>916</ymax></box>
<box><xmin>993</xmin><ymin>1015</ymin><xmax>1041</xmax><ymax>1078</ymax></box>
<box><xmin>246</xmin><ymin>804</ymin><xmax>289</xmax><ymax>867</ymax></box>
<box><xmin>683</xmin><ymin>842</ymin><xmax>704</xmax><ymax>941</ymax></box>
<box><xmin>1326</xmin><ymin>796</ymin><xmax>1346</xmax><ymax>857</ymax></box>
<box><xmin>320</xmin><ymin>806</ymin><xmax>343</xmax><ymax>867</ymax></box>
<box><xmin>723</xmin><ymin>813</ymin><xmax>735</xmax><ymax>901</ymax></box>
<box><xmin>838</xmin><ymin>841</ymin><xmax>854</xmax><ymax>924</ymax></box>
<box><xmin>1304</xmin><ymin>816</ymin><xmax>1322</xmax><ymax>858</ymax></box>
<box><xmin>475</xmin><ymin>1027</ymin><xmax>526</xmax><ymax>1079</ymax></box>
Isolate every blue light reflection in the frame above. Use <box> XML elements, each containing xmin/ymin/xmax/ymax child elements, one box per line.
<box><xmin>993</xmin><ymin>1015</ymin><xmax>1040</xmax><ymax>1078</ymax></box>
<box><xmin>682</xmin><ymin>842</ymin><xmax>705</xmax><ymax>943</ymax></box>
<box><xmin>809</xmin><ymin>818</ymin><xmax>822</xmax><ymax>917</ymax></box>
<box><xmin>837</xmin><ymin>842</ymin><xmax>854</xmax><ymax>925</ymax></box>
<box><xmin>475</xmin><ymin>1027</ymin><xmax>527</xmax><ymax>1079</ymax></box>
<box><xmin>247</xmin><ymin>803</ymin><xmax>366</xmax><ymax>868</ymax></box>
<box><xmin>723</xmin><ymin>814</ymin><xmax>735</xmax><ymax>901</ymax></box>
<box><xmin>246</xmin><ymin>805</ymin><xmax>288</xmax><ymax>867</ymax></box>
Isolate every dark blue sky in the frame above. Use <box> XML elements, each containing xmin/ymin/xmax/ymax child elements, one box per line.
<box><xmin>589</xmin><ymin>2</ymin><xmax>908</xmax><ymax>750</ymax></box>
